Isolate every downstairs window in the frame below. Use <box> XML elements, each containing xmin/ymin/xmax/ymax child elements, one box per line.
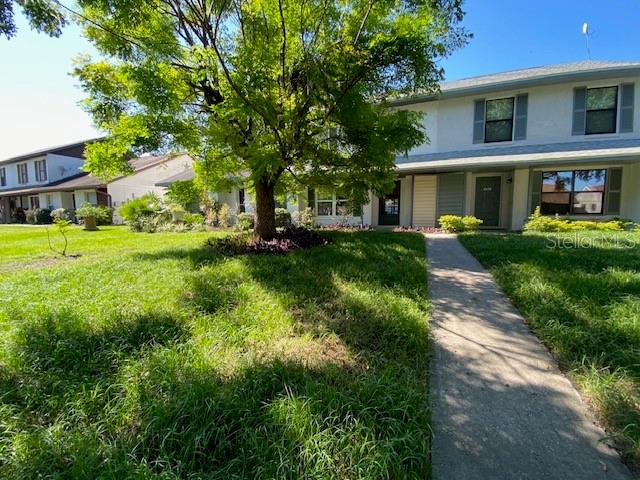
<box><xmin>541</xmin><ymin>169</ymin><xmax>606</xmax><ymax>215</ymax></box>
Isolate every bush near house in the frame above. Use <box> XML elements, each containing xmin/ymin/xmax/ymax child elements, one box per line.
<box><xmin>438</xmin><ymin>215</ymin><xmax>483</xmax><ymax>233</ymax></box>
<box><xmin>524</xmin><ymin>207</ymin><xmax>625</xmax><ymax>232</ymax></box>
<box><xmin>51</xmin><ymin>208</ymin><xmax>73</xmax><ymax>222</ymax></box>
<box><xmin>165</xmin><ymin>180</ymin><xmax>202</xmax><ymax>212</ymax></box>
<box><xmin>275</xmin><ymin>208</ymin><xmax>292</xmax><ymax>228</ymax></box>
<box><xmin>236</xmin><ymin>212</ymin><xmax>255</xmax><ymax>231</ymax></box>
<box><xmin>34</xmin><ymin>208</ymin><xmax>53</xmax><ymax>225</ymax></box>
<box><xmin>76</xmin><ymin>203</ymin><xmax>114</xmax><ymax>226</ymax></box>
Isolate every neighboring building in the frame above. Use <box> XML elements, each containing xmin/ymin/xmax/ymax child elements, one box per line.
<box><xmin>374</xmin><ymin>60</ymin><xmax>640</xmax><ymax>230</ymax></box>
<box><xmin>0</xmin><ymin>139</ymin><xmax>107</xmax><ymax>223</ymax></box>
<box><xmin>108</xmin><ymin>153</ymin><xmax>193</xmax><ymax>223</ymax></box>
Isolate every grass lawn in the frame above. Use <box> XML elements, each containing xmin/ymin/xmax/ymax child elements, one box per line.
<box><xmin>459</xmin><ymin>230</ymin><xmax>640</xmax><ymax>469</ymax></box>
<box><xmin>0</xmin><ymin>225</ymin><xmax>431</xmax><ymax>479</ymax></box>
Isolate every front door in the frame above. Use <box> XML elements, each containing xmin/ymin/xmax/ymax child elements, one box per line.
<box><xmin>378</xmin><ymin>180</ymin><xmax>401</xmax><ymax>226</ymax></box>
<box><xmin>474</xmin><ymin>176</ymin><xmax>501</xmax><ymax>227</ymax></box>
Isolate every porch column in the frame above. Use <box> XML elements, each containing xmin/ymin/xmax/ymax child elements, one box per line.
<box><xmin>510</xmin><ymin>168</ymin><xmax>530</xmax><ymax>231</ymax></box>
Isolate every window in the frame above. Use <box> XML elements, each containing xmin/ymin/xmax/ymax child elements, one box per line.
<box><xmin>17</xmin><ymin>163</ymin><xmax>28</xmax><ymax>184</ymax></box>
<box><xmin>46</xmin><ymin>194</ymin><xmax>54</xmax><ymax>209</ymax></box>
<box><xmin>585</xmin><ymin>87</ymin><xmax>618</xmax><ymax>134</ymax></box>
<box><xmin>35</xmin><ymin>159</ymin><xmax>47</xmax><ymax>181</ymax></box>
<box><xmin>541</xmin><ymin>169</ymin><xmax>606</xmax><ymax>215</ymax></box>
<box><xmin>29</xmin><ymin>195</ymin><xmax>40</xmax><ymax>210</ymax></box>
<box><xmin>316</xmin><ymin>190</ymin><xmax>333</xmax><ymax>216</ymax></box>
<box><xmin>485</xmin><ymin>97</ymin><xmax>514</xmax><ymax>143</ymax></box>
<box><xmin>315</xmin><ymin>190</ymin><xmax>355</xmax><ymax>217</ymax></box>
<box><xmin>238</xmin><ymin>188</ymin><xmax>246</xmax><ymax>213</ymax></box>
<box><xmin>0</xmin><ymin>167</ymin><xmax>5</xmax><ymax>187</ymax></box>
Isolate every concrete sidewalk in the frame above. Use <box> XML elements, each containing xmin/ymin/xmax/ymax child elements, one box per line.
<box><xmin>426</xmin><ymin>234</ymin><xmax>631</xmax><ymax>480</ymax></box>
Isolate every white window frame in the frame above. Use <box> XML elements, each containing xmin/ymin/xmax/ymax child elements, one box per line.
<box><xmin>0</xmin><ymin>167</ymin><xmax>5</xmax><ymax>187</ymax></box>
<box><xmin>35</xmin><ymin>159</ymin><xmax>47</xmax><ymax>182</ymax></box>
<box><xmin>315</xmin><ymin>190</ymin><xmax>352</xmax><ymax>217</ymax></box>
<box><xmin>17</xmin><ymin>163</ymin><xmax>28</xmax><ymax>184</ymax></box>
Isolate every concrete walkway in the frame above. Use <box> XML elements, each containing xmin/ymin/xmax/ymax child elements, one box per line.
<box><xmin>426</xmin><ymin>234</ymin><xmax>632</xmax><ymax>480</ymax></box>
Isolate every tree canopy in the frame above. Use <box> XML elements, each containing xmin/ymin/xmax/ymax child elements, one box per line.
<box><xmin>74</xmin><ymin>0</ymin><xmax>468</xmax><ymax>237</ymax></box>
<box><xmin>1</xmin><ymin>0</ymin><xmax>66</xmax><ymax>38</ymax></box>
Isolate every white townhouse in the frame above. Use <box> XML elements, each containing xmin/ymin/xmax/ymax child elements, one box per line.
<box><xmin>358</xmin><ymin>60</ymin><xmax>640</xmax><ymax>230</ymax></box>
<box><xmin>173</xmin><ymin>61</ymin><xmax>640</xmax><ymax>229</ymax></box>
<box><xmin>0</xmin><ymin>139</ymin><xmax>107</xmax><ymax>223</ymax></box>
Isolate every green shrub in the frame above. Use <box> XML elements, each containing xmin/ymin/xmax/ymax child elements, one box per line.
<box><xmin>236</xmin><ymin>212</ymin><xmax>255</xmax><ymax>231</ymax></box>
<box><xmin>25</xmin><ymin>210</ymin><xmax>36</xmax><ymax>224</ymax></box>
<box><xmin>165</xmin><ymin>180</ymin><xmax>202</xmax><ymax>212</ymax></box>
<box><xmin>183</xmin><ymin>213</ymin><xmax>205</xmax><ymax>226</ymax></box>
<box><xmin>524</xmin><ymin>207</ymin><xmax>623</xmax><ymax>232</ymax></box>
<box><xmin>275</xmin><ymin>208</ymin><xmax>292</xmax><ymax>228</ymax></box>
<box><xmin>438</xmin><ymin>215</ymin><xmax>465</xmax><ymax>233</ymax></box>
<box><xmin>119</xmin><ymin>193</ymin><xmax>162</xmax><ymax>225</ymax></box>
<box><xmin>438</xmin><ymin>215</ymin><xmax>483</xmax><ymax>233</ymax></box>
<box><xmin>51</xmin><ymin>208</ymin><xmax>72</xmax><ymax>222</ymax></box>
<box><xmin>34</xmin><ymin>208</ymin><xmax>53</xmax><ymax>225</ymax></box>
<box><xmin>461</xmin><ymin>216</ymin><xmax>483</xmax><ymax>231</ymax></box>
<box><xmin>294</xmin><ymin>207</ymin><xmax>315</xmax><ymax>229</ymax></box>
<box><xmin>218</xmin><ymin>203</ymin><xmax>231</xmax><ymax>227</ymax></box>
<box><xmin>95</xmin><ymin>205</ymin><xmax>114</xmax><ymax>225</ymax></box>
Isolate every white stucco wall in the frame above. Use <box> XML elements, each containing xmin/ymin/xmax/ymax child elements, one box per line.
<box><xmin>407</xmin><ymin>75</ymin><xmax>640</xmax><ymax>157</ymax></box>
<box><xmin>108</xmin><ymin>154</ymin><xmax>194</xmax><ymax>222</ymax></box>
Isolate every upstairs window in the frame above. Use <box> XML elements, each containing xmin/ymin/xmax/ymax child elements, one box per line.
<box><xmin>0</xmin><ymin>167</ymin><xmax>5</xmax><ymax>187</ymax></box>
<box><xmin>35</xmin><ymin>159</ymin><xmax>47</xmax><ymax>181</ymax></box>
<box><xmin>17</xmin><ymin>163</ymin><xmax>28</xmax><ymax>184</ymax></box>
<box><xmin>485</xmin><ymin>97</ymin><xmax>514</xmax><ymax>143</ymax></box>
<box><xmin>586</xmin><ymin>87</ymin><xmax>618</xmax><ymax>134</ymax></box>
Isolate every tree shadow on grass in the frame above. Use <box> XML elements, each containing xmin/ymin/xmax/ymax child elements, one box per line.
<box><xmin>1</xmin><ymin>231</ymin><xmax>433</xmax><ymax>478</ymax></box>
<box><xmin>0</xmin><ymin>310</ymin><xmax>188</xmax><ymax>418</ymax></box>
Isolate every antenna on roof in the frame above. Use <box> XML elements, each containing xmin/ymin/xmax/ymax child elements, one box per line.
<box><xmin>582</xmin><ymin>22</ymin><xmax>591</xmax><ymax>60</ymax></box>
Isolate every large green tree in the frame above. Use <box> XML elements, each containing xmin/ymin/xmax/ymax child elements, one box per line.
<box><xmin>74</xmin><ymin>0</ymin><xmax>468</xmax><ymax>238</ymax></box>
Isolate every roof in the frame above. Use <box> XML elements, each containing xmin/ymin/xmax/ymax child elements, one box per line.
<box><xmin>155</xmin><ymin>168</ymin><xmax>195</xmax><ymax>187</ymax></box>
<box><xmin>396</xmin><ymin>138</ymin><xmax>640</xmax><ymax>172</ymax></box>
<box><xmin>0</xmin><ymin>173</ymin><xmax>105</xmax><ymax>197</ymax></box>
<box><xmin>391</xmin><ymin>60</ymin><xmax>640</xmax><ymax>106</ymax></box>
<box><xmin>0</xmin><ymin>137</ymin><xmax>104</xmax><ymax>165</ymax></box>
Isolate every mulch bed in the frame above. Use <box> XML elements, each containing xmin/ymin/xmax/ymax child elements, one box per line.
<box><xmin>205</xmin><ymin>228</ymin><xmax>330</xmax><ymax>256</ymax></box>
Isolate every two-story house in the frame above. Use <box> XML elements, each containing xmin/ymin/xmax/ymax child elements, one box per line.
<box><xmin>167</xmin><ymin>60</ymin><xmax>640</xmax><ymax>229</ymax></box>
<box><xmin>0</xmin><ymin>139</ymin><xmax>108</xmax><ymax>223</ymax></box>
<box><xmin>308</xmin><ymin>60</ymin><xmax>640</xmax><ymax>230</ymax></box>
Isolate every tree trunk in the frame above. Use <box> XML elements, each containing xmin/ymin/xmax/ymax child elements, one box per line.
<box><xmin>255</xmin><ymin>178</ymin><xmax>277</xmax><ymax>239</ymax></box>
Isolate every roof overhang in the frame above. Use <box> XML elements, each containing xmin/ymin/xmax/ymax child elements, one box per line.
<box><xmin>396</xmin><ymin>146</ymin><xmax>640</xmax><ymax>174</ymax></box>
<box><xmin>389</xmin><ymin>66</ymin><xmax>640</xmax><ymax>107</ymax></box>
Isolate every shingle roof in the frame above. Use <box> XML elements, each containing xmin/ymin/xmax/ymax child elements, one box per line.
<box><xmin>391</xmin><ymin>60</ymin><xmax>640</xmax><ymax>106</ymax></box>
<box><xmin>0</xmin><ymin>138</ymin><xmax>104</xmax><ymax>165</ymax></box>
<box><xmin>396</xmin><ymin>138</ymin><xmax>640</xmax><ymax>172</ymax></box>
<box><xmin>0</xmin><ymin>173</ymin><xmax>105</xmax><ymax>196</ymax></box>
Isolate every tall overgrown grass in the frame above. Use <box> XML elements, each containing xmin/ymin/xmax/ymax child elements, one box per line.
<box><xmin>0</xmin><ymin>227</ymin><xmax>431</xmax><ymax>478</ymax></box>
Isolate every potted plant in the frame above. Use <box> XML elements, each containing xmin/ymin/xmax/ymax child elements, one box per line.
<box><xmin>75</xmin><ymin>203</ymin><xmax>100</xmax><ymax>231</ymax></box>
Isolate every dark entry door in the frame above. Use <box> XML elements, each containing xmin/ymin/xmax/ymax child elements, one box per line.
<box><xmin>378</xmin><ymin>180</ymin><xmax>401</xmax><ymax>225</ymax></box>
<box><xmin>474</xmin><ymin>176</ymin><xmax>501</xmax><ymax>227</ymax></box>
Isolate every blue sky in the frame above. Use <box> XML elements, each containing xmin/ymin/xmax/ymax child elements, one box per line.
<box><xmin>0</xmin><ymin>0</ymin><xmax>638</xmax><ymax>158</ymax></box>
